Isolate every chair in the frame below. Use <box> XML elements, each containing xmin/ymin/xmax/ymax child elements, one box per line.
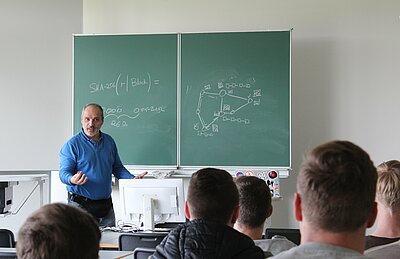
<box><xmin>0</xmin><ymin>229</ymin><xmax>15</xmax><ymax>248</ymax></box>
<box><xmin>154</xmin><ymin>222</ymin><xmax>184</xmax><ymax>229</ymax></box>
<box><xmin>133</xmin><ymin>247</ymin><xmax>156</xmax><ymax>259</ymax></box>
<box><xmin>0</xmin><ymin>249</ymin><xmax>17</xmax><ymax>259</ymax></box>
<box><xmin>265</xmin><ymin>228</ymin><xmax>301</xmax><ymax>245</ymax></box>
<box><xmin>119</xmin><ymin>232</ymin><xmax>168</xmax><ymax>251</ymax></box>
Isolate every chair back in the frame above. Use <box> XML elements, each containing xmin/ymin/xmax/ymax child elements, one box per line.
<box><xmin>119</xmin><ymin>232</ymin><xmax>168</xmax><ymax>251</ymax></box>
<box><xmin>265</xmin><ymin>228</ymin><xmax>301</xmax><ymax>245</ymax></box>
<box><xmin>0</xmin><ymin>248</ymin><xmax>17</xmax><ymax>259</ymax></box>
<box><xmin>154</xmin><ymin>222</ymin><xmax>184</xmax><ymax>229</ymax></box>
<box><xmin>133</xmin><ymin>247</ymin><xmax>156</xmax><ymax>259</ymax></box>
<box><xmin>0</xmin><ymin>229</ymin><xmax>15</xmax><ymax>248</ymax></box>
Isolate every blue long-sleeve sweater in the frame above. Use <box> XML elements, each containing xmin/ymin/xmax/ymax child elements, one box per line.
<box><xmin>59</xmin><ymin>130</ymin><xmax>133</xmax><ymax>200</ymax></box>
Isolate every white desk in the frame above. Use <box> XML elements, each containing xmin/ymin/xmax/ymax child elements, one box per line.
<box><xmin>0</xmin><ymin>247</ymin><xmax>133</xmax><ymax>259</ymax></box>
<box><xmin>100</xmin><ymin>229</ymin><xmax>170</xmax><ymax>251</ymax></box>
<box><xmin>99</xmin><ymin>250</ymin><xmax>133</xmax><ymax>259</ymax></box>
<box><xmin>101</xmin><ymin>230</ymin><xmax>122</xmax><ymax>250</ymax></box>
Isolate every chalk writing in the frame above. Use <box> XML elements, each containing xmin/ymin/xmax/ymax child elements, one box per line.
<box><xmin>104</xmin><ymin>104</ymin><xmax>167</xmax><ymax>128</ymax></box>
<box><xmin>89</xmin><ymin>72</ymin><xmax>160</xmax><ymax>96</ymax></box>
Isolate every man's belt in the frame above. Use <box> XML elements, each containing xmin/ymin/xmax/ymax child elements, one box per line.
<box><xmin>68</xmin><ymin>192</ymin><xmax>94</xmax><ymax>203</ymax></box>
<box><xmin>68</xmin><ymin>192</ymin><xmax>112</xmax><ymax>218</ymax></box>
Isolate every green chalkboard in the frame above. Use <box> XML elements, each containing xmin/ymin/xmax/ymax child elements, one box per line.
<box><xmin>74</xmin><ymin>31</ymin><xmax>291</xmax><ymax>168</ymax></box>
<box><xmin>74</xmin><ymin>34</ymin><xmax>178</xmax><ymax>166</ymax></box>
<box><xmin>180</xmin><ymin>31</ymin><xmax>291</xmax><ymax>167</ymax></box>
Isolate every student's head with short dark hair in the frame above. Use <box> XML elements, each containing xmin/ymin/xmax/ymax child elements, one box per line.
<box><xmin>17</xmin><ymin>203</ymin><xmax>101</xmax><ymax>259</ymax></box>
<box><xmin>185</xmin><ymin>167</ymin><xmax>239</xmax><ymax>225</ymax></box>
<box><xmin>297</xmin><ymin>140</ymin><xmax>377</xmax><ymax>232</ymax></box>
<box><xmin>235</xmin><ymin>176</ymin><xmax>272</xmax><ymax>228</ymax></box>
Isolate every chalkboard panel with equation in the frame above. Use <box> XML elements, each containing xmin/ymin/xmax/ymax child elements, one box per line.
<box><xmin>73</xmin><ymin>34</ymin><xmax>178</xmax><ymax>166</ymax></box>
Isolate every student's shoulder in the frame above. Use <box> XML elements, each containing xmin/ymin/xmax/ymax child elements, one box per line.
<box><xmin>272</xmin><ymin>243</ymin><xmax>371</xmax><ymax>259</ymax></box>
<box><xmin>365</xmin><ymin>239</ymin><xmax>400</xmax><ymax>258</ymax></box>
<box><xmin>255</xmin><ymin>237</ymin><xmax>296</xmax><ymax>256</ymax></box>
<box><xmin>365</xmin><ymin>234</ymin><xmax>400</xmax><ymax>250</ymax></box>
<box><xmin>220</xmin><ymin>224</ymin><xmax>265</xmax><ymax>258</ymax></box>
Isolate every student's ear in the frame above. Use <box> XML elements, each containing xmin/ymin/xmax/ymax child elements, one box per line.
<box><xmin>367</xmin><ymin>201</ymin><xmax>378</xmax><ymax>228</ymax></box>
<box><xmin>230</xmin><ymin>206</ymin><xmax>240</xmax><ymax>226</ymax></box>
<box><xmin>294</xmin><ymin>192</ymin><xmax>303</xmax><ymax>222</ymax></box>
<box><xmin>267</xmin><ymin>205</ymin><xmax>273</xmax><ymax>218</ymax></box>
<box><xmin>184</xmin><ymin>201</ymin><xmax>191</xmax><ymax>220</ymax></box>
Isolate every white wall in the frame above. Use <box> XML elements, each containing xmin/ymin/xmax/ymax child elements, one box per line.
<box><xmin>0</xmin><ymin>0</ymin><xmax>82</xmax><ymax>170</ymax></box>
<box><xmin>83</xmin><ymin>0</ymin><xmax>400</xmax><ymax>229</ymax></box>
<box><xmin>0</xmin><ymin>179</ymin><xmax>49</xmax><ymax>237</ymax></box>
<box><xmin>0</xmin><ymin>0</ymin><xmax>82</xmax><ymax>236</ymax></box>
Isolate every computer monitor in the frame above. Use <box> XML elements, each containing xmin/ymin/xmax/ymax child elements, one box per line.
<box><xmin>119</xmin><ymin>179</ymin><xmax>186</xmax><ymax>231</ymax></box>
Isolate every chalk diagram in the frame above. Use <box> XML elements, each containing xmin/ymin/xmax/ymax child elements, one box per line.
<box><xmin>193</xmin><ymin>80</ymin><xmax>262</xmax><ymax>137</ymax></box>
<box><xmin>104</xmin><ymin>105</ymin><xmax>167</xmax><ymax>128</ymax></box>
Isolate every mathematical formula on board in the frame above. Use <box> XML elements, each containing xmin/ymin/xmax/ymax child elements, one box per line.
<box><xmin>89</xmin><ymin>72</ymin><xmax>161</xmax><ymax>96</ymax></box>
<box><xmin>103</xmin><ymin>105</ymin><xmax>167</xmax><ymax>128</ymax></box>
<box><xmin>86</xmin><ymin>72</ymin><xmax>167</xmax><ymax>128</ymax></box>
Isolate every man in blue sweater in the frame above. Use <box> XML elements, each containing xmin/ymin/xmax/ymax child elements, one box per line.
<box><xmin>59</xmin><ymin>103</ymin><xmax>146</xmax><ymax>227</ymax></box>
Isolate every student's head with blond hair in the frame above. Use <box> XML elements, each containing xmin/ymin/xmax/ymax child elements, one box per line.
<box><xmin>376</xmin><ymin>160</ymin><xmax>400</xmax><ymax>211</ymax></box>
<box><xmin>365</xmin><ymin>160</ymin><xmax>400</xmax><ymax>251</ymax></box>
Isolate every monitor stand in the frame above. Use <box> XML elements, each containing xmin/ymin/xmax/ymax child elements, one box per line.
<box><xmin>143</xmin><ymin>194</ymin><xmax>155</xmax><ymax>231</ymax></box>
